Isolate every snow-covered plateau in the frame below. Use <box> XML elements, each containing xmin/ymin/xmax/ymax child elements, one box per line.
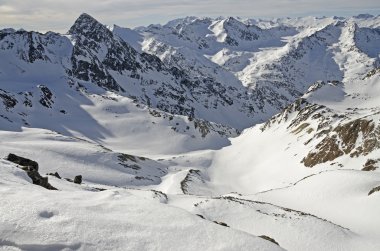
<box><xmin>0</xmin><ymin>13</ymin><xmax>380</xmax><ymax>250</ymax></box>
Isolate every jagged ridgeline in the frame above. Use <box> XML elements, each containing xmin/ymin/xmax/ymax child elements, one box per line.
<box><xmin>2</xmin><ymin>13</ymin><xmax>380</xmax><ymax>133</ymax></box>
<box><xmin>0</xmin><ymin>13</ymin><xmax>264</xmax><ymax>131</ymax></box>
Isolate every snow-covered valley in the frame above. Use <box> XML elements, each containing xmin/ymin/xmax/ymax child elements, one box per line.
<box><xmin>1</xmin><ymin>13</ymin><xmax>380</xmax><ymax>250</ymax></box>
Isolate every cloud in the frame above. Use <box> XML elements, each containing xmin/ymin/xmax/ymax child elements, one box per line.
<box><xmin>0</xmin><ymin>0</ymin><xmax>379</xmax><ymax>32</ymax></box>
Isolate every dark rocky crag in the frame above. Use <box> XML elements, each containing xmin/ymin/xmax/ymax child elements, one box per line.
<box><xmin>6</xmin><ymin>153</ymin><xmax>57</xmax><ymax>190</ymax></box>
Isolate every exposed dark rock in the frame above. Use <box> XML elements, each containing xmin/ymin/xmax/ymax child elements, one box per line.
<box><xmin>0</xmin><ymin>114</ymin><xmax>13</xmax><ymax>123</ymax></box>
<box><xmin>302</xmin><ymin>118</ymin><xmax>380</xmax><ymax>167</ymax></box>
<box><xmin>335</xmin><ymin>119</ymin><xmax>375</xmax><ymax>154</ymax></box>
<box><xmin>363</xmin><ymin>67</ymin><xmax>380</xmax><ymax>79</ymax></box>
<box><xmin>302</xmin><ymin>135</ymin><xmax>344</xmax><ymax>167</ymax></box>
<box><xmin>135</xmin><ymin>176</ymin><xmax>153</xmax><ymax>181</ymax></box>
<box><xmin>74</xmin><ymin>175</ymin><xmax>82</xmax><ymax>184</ymax></box>
<box><xmin>2</xmin><ymin>30</ymin><xmax>51</xmax><ymax>63</ymax></box>
<box><xmin>362</xmin><ymin>159</ymin><xmax>379</xmax><ymax>171</ymax></box>
<box><xmin>213</xmin><ymin>221</ymin><xmax>229</xmax><ymax>227</ymax></box>
<box><xmin>118</xmin><ymin>153</ymin><xmax>142</xmax><ymax>170</ymax></box>
<box><xmin>350</xmin><ymin>123</ymin><xmax>380</xmax><ymax>157</ymax></box>
<box><xmin>259</xmin><ymin>235</ymin><xmax>279</xmax><ymax>246</ymax></box>
<box><xmin>261</xmin><ymin>98</ymin><xmax>310</xmax><ymax>131</ymax></box>
<box><xmin>151</xmin><ymin>190</ymin><xmax>168</xmax><ymax>203</ymax></box>
<box><xmin>223</xmin><ymin>17</ymin><xmax>260</xmax><ymax>45</ymax></box>
<box><xmin>69</xmin><ymin>13</ymin><xmax>113</xmax><ymax>44</ymax></box>
<box><xmin>47</xmin><ymin>172</ymin><xmax>62</xmax><ymax>179</ymax></box>
<box><xmin>148</xmin><ymin>109</ymin><xmax>238</xmax><ymax>137</ymax></box>
<box><xmin>38</xmin><ymin>85</ymin><xmax>54</xmax><ymax>108</ymax></box>
<box><xmin>7</xmin><ymin>153</ymin><xmax>39</xmax><ymax>170</ymax></box>
<box><xmin>194</xmin><ymin>120</ymin><xmax>211</xmax><ymax>138</ymax></box>
<box><xmin>118</xmin><ymin>153</ymin><xmax>137</xmax><ymax>162</ymax></box>
<box><xmin>93</xmin><ymin>187</ymin><xmax>107</xmax><ymax>191</ymax></box>
<box><xmin>20</xmin><ymin>91</ymin><xmax>33</xmax><ymax>107</ymax></box>
<box><xmin>291</xmin><ymin>123</ymin><xmax>310</xmax><ymax>134</ymax></box>
<box><xmin>180</xmin><ymin>169</ymin><xmax>205</xmax><ymax>194</ymax></box>
<box><xmin>0</xmin><ymin>89</ymin><xmax>18</xmax><ymax>110</ymax></box>
<box><xmin>368</xmin><ymin>185</ymin><xmax>380</xmax><ymax>196</ymax></box>
<box><xmin>225</xmin><ymin>36</ymin><xmax>239</xmax><ymax>46</ymax></box>
<box><xmin>6</xmin><ymin>153</ymin><xmax>57</xmax><ymax>190</ymax></box>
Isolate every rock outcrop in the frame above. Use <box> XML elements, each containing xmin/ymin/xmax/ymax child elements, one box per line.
<box><xmin>6</xmin><ymin>153</ymin><xmax>57</xmax><ymax>190</ymax></box>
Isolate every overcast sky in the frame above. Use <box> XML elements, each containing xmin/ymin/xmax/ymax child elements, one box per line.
<box><xmin>0</xmin><ymin>0</ymin><xmax>379</xmax><ymax>32</ymax></box>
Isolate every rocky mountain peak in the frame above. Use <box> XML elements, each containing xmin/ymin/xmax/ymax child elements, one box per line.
<box><xmin>224</xmin><ymin>17</ymin><xmax>240</xmax><ymax>25</ymax></box>
<box><xmin>68</xmin><ymin>13</ymin><xmax>112</xmax><ymax>40</ymax></box>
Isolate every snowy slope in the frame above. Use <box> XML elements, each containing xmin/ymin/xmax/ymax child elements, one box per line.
<box><xmin>209</xmin><ymin>69</ymin><xmax>380</xmax><ymax>192</ymax></box>
<box><xmin>0</xmin><ymin>163</ymin><xmax>283</xmax><ymax>251</ymax></box>
<box><xmin>204</xmin><ymin>69</ymin><xmax>380</xmax><ymax>250</ymax></box>
<box><xmin>187</xmin><ymin>195</ymin><xmax>379</xmax><ymax>251</ymax></box>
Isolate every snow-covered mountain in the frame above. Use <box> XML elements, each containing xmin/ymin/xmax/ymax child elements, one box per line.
<box><xmin>206</xmin><ymin>71</ymin><xmax>380</xmax><ymax>250</ymax></box>
<box><xmin>120</xmin><ymin>15</ymin><xmax>380</xmax><ymax>123</ymax></box>
<box><xmin>1</xmin><ymin>13</ymin><xmax>380</xmax><ymax>250</ymax></box>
